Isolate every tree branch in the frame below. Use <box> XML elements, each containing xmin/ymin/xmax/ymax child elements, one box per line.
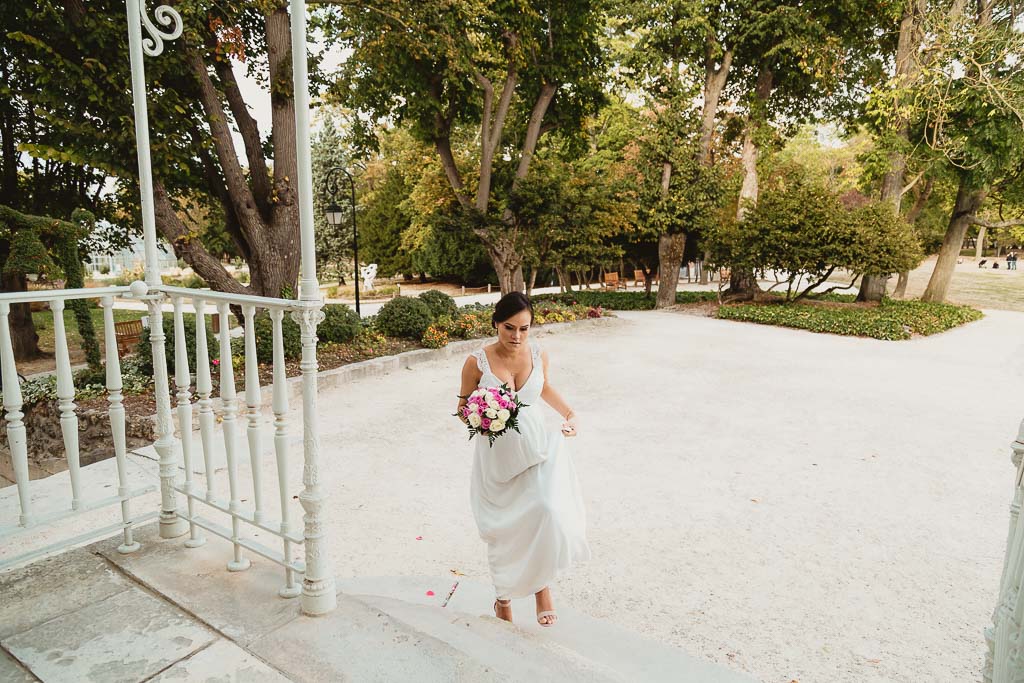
<box><xmin>210</xmin><ymin>52</ymin><xmax>271</xmax><ymax>210</ymax></box>
<box><xmin>152</xmin><ymin>181</ymin><xmax>248</xmax><ymax>295</ymax></box>
<box><xmin>967</xmin><ymin>216</ymin><xmax>1024</xmax><ymax>228</ymax></box>
<box><xmin>184</xmin><ymin>49</ymin><xmax>264</xmax><ymax>240</ymax></box>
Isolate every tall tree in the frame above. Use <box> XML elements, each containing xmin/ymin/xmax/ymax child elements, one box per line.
<box><xmin>326</xmin><ymin>0</ymin><xmax>606</xmax><ymax>294</ymax></box>
<box><xmin>7</xmin><ymin>0</ymin><xmax>331</xmax><ymax>299</ymax></box>
<box><xmin>919</xmin><ymin>0</ymin><xmax>1024</xmax><ymax>302</ymax></box>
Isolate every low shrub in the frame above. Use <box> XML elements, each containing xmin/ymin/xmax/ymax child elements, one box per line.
<box><xmin>374</xmin><ymin>296</ymin><xmax>434</xmax><ymax>339</ymax></box>
<box><xmin>137</xmin><ymin>315</ymin><xmax>219</xmax><ymax>376</ymax></box>
<box><xmin>418</xmin><ymin>289</ymin><xmax>458</xmax><ymax>320</ymax></box>
<box><xmin>253</xmin><ymin>311</ymin><xmax>302</xmax><ymax>363</ymax></box>
<box><xmin>541</xmin><ymin>290</ymin><xmax>715</xmax><ymax>310</ymax></box>
<box><xmin>715</xmin><ymin>298</ymin><xmax>982</xmax><ymax>340</ymax></box>
<box><xmin>318</xmin><ymin>304</ymin><xmax>362</xmax><ymax>344</ymax></box>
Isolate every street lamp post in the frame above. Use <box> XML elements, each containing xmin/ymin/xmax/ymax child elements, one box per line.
<box><xmin>324</xmin><ymin>167</ymin><xmax>359</xmax><ymax>316</ymax></box>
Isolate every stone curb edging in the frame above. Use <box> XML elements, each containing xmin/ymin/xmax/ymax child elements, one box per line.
<box><xmin>306</xmin><ymin>314</ymin><xmax>623</xmax><ymax>395</ymax></box>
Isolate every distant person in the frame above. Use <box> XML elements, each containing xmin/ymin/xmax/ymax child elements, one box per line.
<box><xmin>1012</xmin><ymin>252</ymin><xmax>1019</xmax><ymax>270</ymax></box>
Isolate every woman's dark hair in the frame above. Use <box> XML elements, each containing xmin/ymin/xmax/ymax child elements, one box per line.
<box><xmin>491</xmin><ymin>292</ymin><xmax>533</xmax><ymax>328</ymax></box>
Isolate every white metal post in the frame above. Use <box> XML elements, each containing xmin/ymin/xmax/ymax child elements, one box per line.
<box><xmin>290</xmin><ymin>0</ymin><xmax>335</xmax><ymax>615</ymax></box>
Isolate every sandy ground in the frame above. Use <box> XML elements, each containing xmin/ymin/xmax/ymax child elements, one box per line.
<box><xmin>312</xmin><ymin>308</ymin><xmax>1024</xmax><ymax>683</ymax></box>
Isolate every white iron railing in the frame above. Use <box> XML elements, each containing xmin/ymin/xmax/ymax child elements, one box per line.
<box><xmin>984</xmin><ymin>417</ymin><xmax>1024</xmax><ymax>682</ymax></box>
<box><xmin>0</xmin><ymin>285</ymin><xmax>157</xmax><ymax>567</ymax></box>
<box><xmin>156</xmin><ymin>285</ymin><xmax>328</xmax><ymax>601</ymax></box>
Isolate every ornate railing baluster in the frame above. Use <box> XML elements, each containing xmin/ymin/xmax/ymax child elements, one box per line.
<box><xmin>986</xmin><ymin>419</ymin><xmax>1024</xmax><ymax>682</ymax></box>
<box><xmin>293</xmin><ymin>304</ymin><xmax>335</xmax><ymax>613</ymax></box>
<box><xmin>242</xmin><ymin>305</ymin><xmax>264</xmax><ymax>523</ymax></box>
<box><xmin>173</xmin><ymin>296</ymin><xmax>204</xmax><ymax>548</ymax></box>
<box><xmin>194</xmin><ymin>297</ymin><xmax>216</xmax><ymax>500</ymax></box>
<box><xmin>0</xmin><ymin>302</ymin><xmax>31</xmax><ymax>527</ymax></box>
<box><xmin>100</xmin><ymin>296</ymin><xmax>140</xmax><ymax>553</ymax></box>
<box><xmin>218</xmin><ymin>302</ymin><xmax>250</xmax><ymax>572</ymax></box>
<box><xmin>271</xmin><ymin>308</ymin><xmax>299</xmax><ymax>597</ymax></box>
<box><xmin>50</xmin><ymin>300</ymin><xmax>82</xmax><ymax>510</ymax></box>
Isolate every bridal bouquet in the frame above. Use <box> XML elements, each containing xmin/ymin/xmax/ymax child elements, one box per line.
<box><xmin>456</xmin><ymin>384</ymin><xmax>528</xmax><ymax>447</ymax></box>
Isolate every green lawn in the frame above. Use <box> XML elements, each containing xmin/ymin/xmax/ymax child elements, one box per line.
<box><xmin>31</xmin><ymin>307</ymin><xmax>145</xmax><ymax>355</ymax></box>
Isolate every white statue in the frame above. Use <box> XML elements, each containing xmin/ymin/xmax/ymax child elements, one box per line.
<box><xmin>360</xmin><ymin>263</ymin><xmax>377</xmax><ymax>291</ymax></box>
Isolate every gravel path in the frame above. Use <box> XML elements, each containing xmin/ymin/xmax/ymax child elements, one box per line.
<box><xmin>317</xmin><ymin>308</ymin><xmax>1023</xmax><ymax>683</ymax></box>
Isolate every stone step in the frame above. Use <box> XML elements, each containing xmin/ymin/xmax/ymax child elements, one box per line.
<box><xmin>336</xmin><ymin>576</ymin><xmax>758</xmax><ymax>683</ymax></box>
<box><xmin>353</xmin><ymin>593</ymin><xmax>628</xmax><ymax>682</ymax></box>
<box><xmin>248</xmin><ymin>592</ymin><xmax>508</xmax><ymax>682</ymax></box>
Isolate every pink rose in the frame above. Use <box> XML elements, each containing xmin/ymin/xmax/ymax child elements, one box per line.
<box><xmin>481</xmin><ymin>418</ymin><xmax>491</xmax><ymax>429</ymax></box>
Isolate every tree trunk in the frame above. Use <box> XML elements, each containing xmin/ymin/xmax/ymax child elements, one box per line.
<box><xmin>858</xmin><ymin>0</ymin><xmax>924</xmax><ymax>303</ymax></box>
<box><xmin>656</xmin><ymin>233</ymin><xmax>686</xmax><ymax>308</ymax></box>
<box><xmin>527</xmin><ymin>267</ymin><xmax>537</xmax><ymax>296</ymax></box>
<box><xmin>729</xmin><ymin>67</ymin><xmax>773</xmax><ymax>298</ymax></box>
<box><xmin>3</xmin><ymin>273</ymin><xmax>42</xmax><ymax>361</ymax></box>
<box><xmin>893</xmin><ymin>272</ymin><xmax>910</xmax><ymax>298</ymax></box>
<box><xmin>922</xmin><ymin>179</ymin><xmax>988</xmax><ymax>303</ymax></box>
<box><xmin>975</xmin><ymin>225</ymin><xmax>987</xmax><ymax>258</ymax></box>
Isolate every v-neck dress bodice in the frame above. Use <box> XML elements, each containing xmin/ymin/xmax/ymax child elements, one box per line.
<box><xmin>468</xmin><ymin>340</ymin><xmax>590</xmax><ymax>600</ymax></box>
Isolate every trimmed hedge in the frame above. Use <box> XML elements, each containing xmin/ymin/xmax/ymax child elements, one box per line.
<box><xmin>715</xmin><ymin>298</ymin><xmax>983</xmax><ymax>340</ymax></box>
<box><xmin>541</xmin><ymin>290</ymin><xmax>717</xmax><ymax>310</ymax></box>
<box><xmin>375</xmin><ymin>296</ymin><xmax>434</xmax><ymax>339</ymax></box>
<box><xmin>253</xmin><ymin>312</ymin><xmax>302</xmax><ymax>363</ymax></box>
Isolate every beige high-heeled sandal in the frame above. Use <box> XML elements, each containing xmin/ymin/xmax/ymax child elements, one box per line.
<box><xmin>493</xmin><ymin>599</ymin><xmax>512</xmax><ymax>622</ymax></box>
<box><xmin>536</xmin><ymin>610</ymin><xmax>557</xmax><ymax>627</ymax></box>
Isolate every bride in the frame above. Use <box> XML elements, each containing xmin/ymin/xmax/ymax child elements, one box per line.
<box><xmin>456</xmin><ymin>292</ymin><xmax>590</xmax><ymax>626</ymax></box>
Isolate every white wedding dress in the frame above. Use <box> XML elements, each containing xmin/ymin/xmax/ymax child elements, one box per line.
<box><xmin>469</xmin><ymin>342</ymin><xmax>590</xmax><ymax>600</ymax></box>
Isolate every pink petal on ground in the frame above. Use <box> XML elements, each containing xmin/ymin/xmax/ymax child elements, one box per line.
<box><xmin>426</xmin><ymin>590</ymin><xmax>435</xmax><ymax>596</ymax></box>
<box><xmin>416</xmin><ymin>536</ymin><xmax>423</xmax><ymax>540</ymax></box>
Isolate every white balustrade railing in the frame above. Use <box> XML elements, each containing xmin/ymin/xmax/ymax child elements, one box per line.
<box><xmin>0</xmin><ymin>285</ymin><xmax>157</xmax><ymax>569</ymax></box>
<box><xmin>985</xmin><ymin>418</ymin><xmax>1024</xmax><ymax>682</ymax></box>
<box><xmin>156</xmin><ymin>284</ymin><xmax>328</xmax><ymax>609</ymax></box>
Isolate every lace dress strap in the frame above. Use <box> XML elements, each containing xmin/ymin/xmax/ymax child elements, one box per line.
<box><xmin>472</xmin><ymin>346</ymin><xmax>491</xmax><ymax>376</ymax></box>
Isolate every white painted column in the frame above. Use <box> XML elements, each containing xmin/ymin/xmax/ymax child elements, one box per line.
<box><xmin>290</xmin><ymin>0</ymin><xmax>319</xmax><ymax>303</ymax></box>
<box><xmin>218</xmin><ymin>303</ymin><xmax>250</xmax><ymax>572</ymax></box>
<box><xmin>293</xmin><ymin>305</ymin><xmax>336</xmax><ymax>615</ymax></box>
<box><xmin>290</xmin><ymin>0</ymin><xmax>335</xmax><ymax>614</ymax></box>
<box><xmin>174</xmin><ymin>296</ymin><xmax>204</xmax><ymax>548</ymax></box>
<box><xmin>986</xmin><ymin>418</ymin><xmax>1024</xmax><ymax>683</ymax></box>
<box><xmin>50</xmin><ymin>300</ymin><xmax>82</xmax><ymax>510</ymax></box>
<box><xmin>101</xmin><ymin>296</ymin><xmax>141</xmax><ymax>553</ymax></box>
<box><xmin>0</xmin><ymin>302</ymin><xmax>31</xmax><ymax>527</ymax></box>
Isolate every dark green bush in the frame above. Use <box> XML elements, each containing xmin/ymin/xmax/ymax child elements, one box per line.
<box><xmin>319</xmin><ymin>304</ymin><xmax>362</xmax><ymax>344</ymax></box>
<box><xmin>374</xmin><ymin>296</ymin><xmax>434</xmax><ymax>339</ymax></box>
<box><xmin>253</xmin><ymin>311</ymin><xmax>302</xmax><ymax>363</ymax></box>
<box><xmin>540</xmin><ymin>290</ymin><xmax>716</xmax><ymax>310</ymax></box>
<box><xmin>418</xmin><ymin>290</ymin><xmax>457</xmax><ymax>320</ymax></box>
<box><xmin>715</xmin><ymin>298</ymin><xmax>982</xmax><ymax>340</ymax></box>
<box><xmin>137</xmin><ymin>315</ymin><xmax>218</xmax><ymax>376</ymax></box>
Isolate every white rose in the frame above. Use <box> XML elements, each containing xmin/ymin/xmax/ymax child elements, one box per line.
<box><xmin>468</xmin><ymin>403</ymin><xmax>480</xmax><ymax>413</ymax></box>
<box><xmin>486</xmin><ymin>396</ymin><xmax>499</xmax><ymax>409</ymax></box>
<box><xmin>468</xmin><ymin>413</ymin><xmax>482</xmax><ymax>428</ymax></box>
<box><xmin>485</xmin><ymin>408</ymin><xmax>497</xmax><ymax>419</ymax></box>
<box><xmin>489</xmin><ymin>419</ymin><xmax>506</xmax><ymax>432</ymax></box>
<box><xmin>497</xmin><ymin>409</ymin><xmax>510</xmax><ymax>422</ymax></box>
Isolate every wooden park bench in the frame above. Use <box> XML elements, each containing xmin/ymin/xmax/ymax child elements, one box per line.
<box><xmin>633</xmin><ymin>269</ymin><xmax>658</xmax><ymax>288</ymax></box>
<box><xmin>603</xmin><ymin>271</ymin><xmax>627</xmax><ymax>291</ymax></box>
<box><xmin>114</xmin><ymin>319</ymin><xmax>144</xmax><ymax>356</ymax></box>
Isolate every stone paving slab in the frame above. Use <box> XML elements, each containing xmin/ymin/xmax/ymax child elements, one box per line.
<box><xmin>0</xmin><ymin>647</ymin><xmax>38</xmax><ymax>682</ymax></box>
<box><xmin>3</xmin><ymin>588</ymin><xmax>216</xmax><ymax>683</ymax></box>
<box><xmin>148</xmin><ymin>638</ymin><xmax>292</xmax><ymax>682</ymax></box>
<box><xmin>0</xmin><ymin>548</ymin><xmax>133</xmax><ymax>640</ymax></box>
<box><xmin>94</xmin><ymin>523</ymin><xmax>301</xmax><ymax>647</ymax></box>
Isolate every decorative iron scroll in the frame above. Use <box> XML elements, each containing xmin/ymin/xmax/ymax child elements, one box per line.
<box><xmin>140</xmin><ymin>3</ymin><xmax>183</xmax><ymax>57</ymax></box>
